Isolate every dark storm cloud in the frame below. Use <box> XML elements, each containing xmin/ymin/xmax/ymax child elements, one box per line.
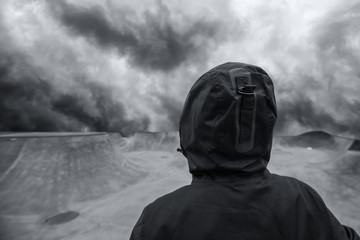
<box><xmin>51</xmin><ymin>80</ymin><xmax>150</xmax><ymax>135</ymax></box>
<box><xmin>51</xmin><ymin>1</ymin><xmax>224</xmax><ymax>71</ymax></box>
<box><xmin>275</xmin><ymin>81</ymin><xmax>360</xmax><ymax>137</ymax></box>
<box><xmin>0</xmin><ymin>56</ymin><xmax>62</xmax><ymax>131</ymax></box>
<box><xmin>0</xmin><ymin>53</ymin><xmax>149</xmax><ymax>134</ymax></box>
<box><xmin>275</xmin><ymin>93</ymin><xmax>360</xmax><ymax>137</ymax></box>
<box><xmin>156</xmin><ymin>94</ymin><xmax>183</xmax><ymax>130</ymax></box>
<box><xmin>273</xmin><ymin>2</ymin><xmax>360</xmax><ymax>137</ymax></box>
<box><xmin>315</xmin><ymin>2</ymin><xmax>360</xmax><ymax>86</ymax></box>
<box><xmin>1</xmin><ymin>0</ymin><xmax>359</xmax><ymax>136</ymax></box>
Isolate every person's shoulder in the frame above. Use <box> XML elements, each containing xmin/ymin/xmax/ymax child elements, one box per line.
<box><xmin>269</xmin><ymin>173</ymin><xmax>323</xmax><ymax>198</ymax></box>
<box><xmin>146</xmin><ymin>184</ymin><xmax>194</xmax><ymax>209</ymax></box>
<box><xmin>270</xmin><ymin>172</ymin><xmax>310</xmax><ymax>186</ymax></box>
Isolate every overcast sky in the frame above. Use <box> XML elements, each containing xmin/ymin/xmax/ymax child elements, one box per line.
<box><xmin>0</xmin><ymin>0</ymin><xmax>359</xmax><ymax>137</ymax></box>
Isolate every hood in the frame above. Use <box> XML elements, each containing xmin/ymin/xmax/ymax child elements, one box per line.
<box><xmin>179</xmin><ymin>62</ymin><xmax>277</xmax><ymax>176</ymax></box>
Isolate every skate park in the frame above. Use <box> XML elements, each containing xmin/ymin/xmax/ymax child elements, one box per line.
<box><xmin>0</xmin><ymin>131</ymin><xmax>359</xmax><ymax>240</ymax></box>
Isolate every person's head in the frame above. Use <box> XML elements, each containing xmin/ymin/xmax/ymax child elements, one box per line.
<box><xmin>179</xmin><ymin>62</ymin><xmax>277</xmax><ymax>177</ymax></box>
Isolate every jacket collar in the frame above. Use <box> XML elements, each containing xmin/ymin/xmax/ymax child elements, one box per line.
<box><xmin>191</xmin><ymin>169</ymin><xmax>271</xmax><ymax>184</ymax></box>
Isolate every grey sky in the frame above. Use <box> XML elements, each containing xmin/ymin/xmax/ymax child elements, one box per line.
<box><xmin>0</xmin><ymin>0</ymin><xmax>359</xmax><ymax>137</ymax></box>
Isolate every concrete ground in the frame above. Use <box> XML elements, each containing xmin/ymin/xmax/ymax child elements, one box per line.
<box><xmin>0</xmin><ymin>131</ymin><xmax>359</xmax><ymax>240</ymax></box>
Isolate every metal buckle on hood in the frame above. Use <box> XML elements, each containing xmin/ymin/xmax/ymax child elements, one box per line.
<box><xmin>229</xmin><ymin>68</ymin><xmax>257</xmax><ymax>152</ymax></box>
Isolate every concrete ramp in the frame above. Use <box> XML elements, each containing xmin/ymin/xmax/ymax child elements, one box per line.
<box><xmin>0</xmin><ymin>138</ymin><xmax>26</xmax><ymax>178</ymax></box>
<box><xmin>0</xmin><ymin>131</ymin><xmax>359</xmax><ymax>240</ymax></box>
<box><xmin>277</xmin><ymin>130</ymin><xmax>353</xmax><ymax>150</ymax></box>
<box><xmin>336</xmin><ymin>151</ymin><xmax>360</xmax><ymax>175</ymax></box>
<box><xmin>0</xmin><ymin>132</ymin><xmax>184</xmax><ymax>240</ymax></box>
<box><xmin>120</xmin><ymin>131</ymin><xmax>180</xmax><ymax>152</ymax></box>
<box><xmin>349</xmin><ymin>139</ymin><xmax>360</xmax><ymax>151</ymax></box>
<box><xmin>0</xmin><ymin>134</ymin><xmax>127</xmax><ymax>216</ymax></box>
<box><xmin>0</xmin><ymin>133</ymin><xmax>152</xmax><ymax>240</ymax></box>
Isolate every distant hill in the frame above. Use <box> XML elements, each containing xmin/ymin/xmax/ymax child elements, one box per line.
<box><xmin>277</xmin><ymin>130</ymin><xmax>348</xmax><ymax>150</ymax></box>
<box><xmin>349</xmin><ymin>139</ymin><xmax>360</xmax><ymax>152</ymax></box>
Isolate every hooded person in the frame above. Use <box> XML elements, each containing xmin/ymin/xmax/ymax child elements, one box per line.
<box><xmin>129</xmin><ymin>62</ymin><xmax>359</xmax><ymax>240</ymax></box>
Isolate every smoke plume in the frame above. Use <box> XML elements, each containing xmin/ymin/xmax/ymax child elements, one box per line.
<box><xmin>52</xmin><ymin>1</ymin><xmax>226</xmax><ymax>71</ymax></box>
<box><xmin>0</xmin><ymin>53</ymin><xmax>149</xmax><ymax>135</ymax></box>
<box><xmin>0</xmin><ymin>0</ymin><xmax>359</xmax><ymax>138</ymax></box>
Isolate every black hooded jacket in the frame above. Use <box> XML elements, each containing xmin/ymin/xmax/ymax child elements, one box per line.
<box><xmin>130</xmin><ymin>62</ymin><xmax>359</xmax><ymax>240</ymax></box>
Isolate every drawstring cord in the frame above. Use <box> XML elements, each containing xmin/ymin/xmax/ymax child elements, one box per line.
<box><xmin>177</xmin><ymin>147</ymin><xmax>187</xmax><ymax>157</ymax></box>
